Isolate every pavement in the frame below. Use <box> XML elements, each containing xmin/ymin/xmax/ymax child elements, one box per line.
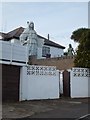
<box><xmin>1</xmin><ymin>97</ymin><xmax>90</xmax><ymax>119</ymax></box>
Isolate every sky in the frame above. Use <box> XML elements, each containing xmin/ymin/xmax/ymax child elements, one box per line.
<box><xmin>0</xmin><ymin>1</ymin><xmax>88</xmax><ymax>51</ymax></box>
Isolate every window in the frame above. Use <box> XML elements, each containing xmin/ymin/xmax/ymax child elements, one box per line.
<box><xmin>42</xmin><ymin>46</ymin><xmax>50</xmax><ymax>57</ymax></box>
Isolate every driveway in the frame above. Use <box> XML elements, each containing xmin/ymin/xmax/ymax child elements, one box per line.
<box><xmin>2</xmin><ymin>98</ymin><xmax>89</xmax><ymax>119</ymax></box>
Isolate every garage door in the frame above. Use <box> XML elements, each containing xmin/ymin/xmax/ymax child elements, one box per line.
<box><xmin>2</xmin><ymin>64</ymin><xmax>20</xmax><ymax>102</ymax></box>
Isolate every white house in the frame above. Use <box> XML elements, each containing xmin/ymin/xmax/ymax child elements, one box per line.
<box><xmin>0</xmin><ymin>21</ymin><xmax>65</xmax><ymax>59</ymax></box>
<box><xmin>0</xmin><ymin>40</ymin><xmax>60</xmax><ymax>101</ymax></box>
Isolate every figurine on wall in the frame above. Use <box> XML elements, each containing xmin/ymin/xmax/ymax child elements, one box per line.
<box><xmin>67</xmin><ymin>44</ymin><xmax>75</xmax><ymax>56</ymax></box>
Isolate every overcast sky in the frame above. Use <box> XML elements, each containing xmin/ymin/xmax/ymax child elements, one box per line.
<box><xmin>0</xmin><ymin>1</ymin><xmax>88</xmax><ymax>51</ymax></box>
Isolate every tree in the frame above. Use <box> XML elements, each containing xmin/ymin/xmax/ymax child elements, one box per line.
<box><xmin>71</xmin><ymin>28</ymin><xmax>89</xmax><ymax>42</ymax></box>
<box><xmin>71</xmin><ymin>28</ymin><xmax>90</xmax><ymax>68</ymax></box>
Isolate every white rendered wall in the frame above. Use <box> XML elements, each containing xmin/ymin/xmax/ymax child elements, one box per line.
<box><xmin>37</xmin><ymin>47</ymin><xmax>42</xmax><ymax>59</ymax></box>
<box><xmin>20</xmin><ymin>65</ymin><xmax>59</xmax><ymax>101</ymax></box>
<box><xmin>0</xmin><ymin>35</ymin><xmax>3</xmax><ymax>39</ymax></box>
<box><xmin>38</xmin><ymin>45</ymin><xmax>64</xmax><ymax>59</ymax></box>
<box><xmin>11</xmin><ymin>39</ymin><xmax>20</xmax><ymax>44</ymax></box>
<box><xmin>50</xmin><ymin>46</ymin><xmax>64</xmax><ymax>58</ymax></box>
<box><xmin>9</xmin><ymin>38</ymin><xmax>64</xmax><ymax>59</ymax></box>
<box><xmin>70</xmin><ymin>68</ymin><xmax>90</xmax><ymax>98</ymax></box>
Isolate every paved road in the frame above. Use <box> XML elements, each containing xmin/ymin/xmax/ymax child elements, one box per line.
<box><xmin>0</xmin><ymin>104</ymin><xmax>2</xmax><ymax>120</ymax></box>
<box><xmin>76</xmin><ymin>114</ymin><xmax>90</xmax><ymax>120</ymax></box>
<box><xmin>30</xmin><ymin>102</ymin><xmax>89</xmax><ymax>119</ymax></box>
<box><xmin>2</xmin><ymin>98</ymin><xmax>90</xmax><ymax>120</ymax></box>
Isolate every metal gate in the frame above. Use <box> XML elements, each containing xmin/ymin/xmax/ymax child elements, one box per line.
<box><xmin>2</xmin><ymin>64</ymin><xmax>20</xmax><ymax>102</ymax></box>
<box><xmin>63</xmin><ymin>70</ymin><xmax>70</xmax><ymax>97</ymax></box>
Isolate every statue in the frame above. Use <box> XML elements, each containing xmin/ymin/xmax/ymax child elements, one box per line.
<box><xmin>20</xmin><ymin>21</ymin><xmax>38</xmax><ymax>56</ymax></box>
<box><xmin>29</xmin><ymin>22</ymin><xmax>34</xmax><ymax>30</ymax></box>
<box><xmin>20</xmin><ymin>21</ymin><xmax>44</xmax><ymax>60</ymax></box>
<box><xmin>67</xmin><ymin>44</ymin><xmax>74</xmax><ymax>56</ymax></box>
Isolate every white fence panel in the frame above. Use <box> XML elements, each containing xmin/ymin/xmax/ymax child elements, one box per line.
<box><xmin>2</xmin><ymin>41</ymin><xmax>11</xmax><ymax>60</ymax></box>
<box><xmin>0</xmin><ymin>41</ymin><xmax>27</xmax><ymax>63</ymax></box>
<box><xmin>12</xmin><ymin>44</ymin><xmax>27</xmax><ymax>62</ymax></box>
<box><xmin>70</xmin><ymin>68</ymin><xmax>90</xmax><ymax>98</ymax></box>
<box><xmin>20</xmin><ymin>65</ymin><xmax>59</xmax><ymax>101</ymax></box>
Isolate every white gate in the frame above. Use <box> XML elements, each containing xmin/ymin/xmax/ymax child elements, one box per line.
<box><xmin>20</xmin><ymin>65</ymin><xmax>59</xmax><ymax>101</ymax></box>
<box><xmin>70</xmin><ymin>68</ymin><xmax>90</xmax><ymax>98</ymax></box>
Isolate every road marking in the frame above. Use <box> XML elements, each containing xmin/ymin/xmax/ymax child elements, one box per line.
<box><xmin>76</xmin><ymin>114</ymin><xmax>90</xmax><ymax>120</ymax></box>
<box><xmin>68</xmin><ymin>101</ymin><xmax>82</xmax><ymax>104</ymax></box>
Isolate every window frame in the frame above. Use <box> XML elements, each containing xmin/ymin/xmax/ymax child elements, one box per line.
<box><xmin>42</xmin><ymin>46</ymin><xmax>50</xmax><ymax>57</ymax></box>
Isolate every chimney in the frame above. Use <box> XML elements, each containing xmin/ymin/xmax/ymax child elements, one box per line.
<box><xmin>48</xmin><ymin>34</ymin><xmax>49</xmax><ymax>40</ymax></box>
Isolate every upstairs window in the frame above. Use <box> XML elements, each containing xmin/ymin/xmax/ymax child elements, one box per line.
<box><xmin>42</xmin><ymin>46</ymin><xmax>50</xmax><ymax>57</ymax></box>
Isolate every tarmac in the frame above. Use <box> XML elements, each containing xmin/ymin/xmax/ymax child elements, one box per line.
<box><xmin>0</xmin><ymin>104</ymin><xmax>2</xmax><ymax>120</ymax></box>
<box><xmin>1</xmin><ymin>97</ymin><xmax>90</xmax><ymax>119</ymax></box>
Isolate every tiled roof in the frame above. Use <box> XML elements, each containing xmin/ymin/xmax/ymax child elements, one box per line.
<box><xmin>0</xmin><ymin>27</ymin><xmax>65</xmax><ymax>49</ymax></box>
<box><xmin>0</xmin><ymin>32</ymin><xmax>7</xmax><ymax>40</ymax></box>
<box><xmin>7</xmin><ymin>27</ymin><xmax>24</xmax><ymax>39</ymax></box>
<box><xmin>38</xmin><ymin>35</ymin><xmax>65</xmax><ymax>49</ymax></box>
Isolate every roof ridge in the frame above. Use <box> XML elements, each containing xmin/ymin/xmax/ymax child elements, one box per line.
<box><xmin>7</xmin><ymin>26</ymin><xmax>24</xmax><ymax>34</ymax></box>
